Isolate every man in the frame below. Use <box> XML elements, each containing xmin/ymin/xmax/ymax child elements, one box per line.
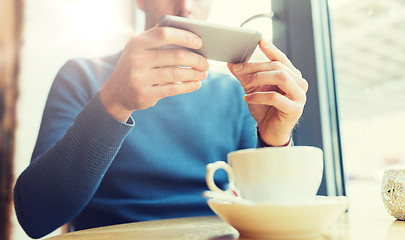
<box><xmin>14</xmin><ymin>0</ymin><xmax>308</xmax><ymax>238</ymax></box>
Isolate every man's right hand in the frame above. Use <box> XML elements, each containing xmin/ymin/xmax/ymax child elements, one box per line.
<box><xmin>99</xmin><ymin>26</ymin><xmax>209</xmax><ymax>122</ymax></box>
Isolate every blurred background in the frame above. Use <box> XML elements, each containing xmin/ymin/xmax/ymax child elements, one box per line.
<box><xmin>330</xmin><ymin>0</ymin><xmax>405</xmax><ymax>180</ymax></box>
<box><xmin>1</xmin><ymin>0</ymin><xmax>404</xmax><ymax>239</ymax></box>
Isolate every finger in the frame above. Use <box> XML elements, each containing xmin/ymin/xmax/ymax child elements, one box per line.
<box><xmin>135</xmin><ymin>27</ymin><xmax>203</xmax><ymax>50</ymax></box>
<box><xmin>243</xmin><ymin>71</ymin><xmax>306</xmax><ymax>101</ymax></box>
<box><xmin>152</xmin><ymin>80</ymin><xmax>203</xmax><ymax>99</ymax></box>
<box><xmin>244</xmin><ymin>92</ymin><xmax>301</xmax><ymax>116</ymax></box>
<box><xmin>147</xmin><ymin>48</ymin><xmax>210</xmax><ymax>71</ymax></box>
<box><xmin>228</xmin><ymin>62</ymin><xmax>308</xmax><ymax>93</ymax></box>
<box><xmin>149</xmin><ymin>66</ymin><xmax>208</xmax><ymax>85</ymax></box>
<box><xmin>229</xmin><ymin>61</ymin><xmax>296</xmax><ymax>78</ymax></box>
<box><xmin>259</xmin><ymin>39</ymin><xmax>302</xmax><ymax>77</ymax></box>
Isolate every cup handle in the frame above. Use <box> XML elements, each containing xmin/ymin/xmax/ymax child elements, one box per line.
<box><xmin>206</xmin><ymin>161</ymin><xmax>236</xmax><ymax>195</ymax></box>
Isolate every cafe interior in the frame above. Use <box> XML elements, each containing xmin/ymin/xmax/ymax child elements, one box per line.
<box><xmin>1</xmin><ymin>0</ymin><xmax>405</xmax><ymax>239</ymax></box>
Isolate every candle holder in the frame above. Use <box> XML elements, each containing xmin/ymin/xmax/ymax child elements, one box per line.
<box><xmin>382</xmin><ymin>169</ymin><xmax>405</xmax><ymax>220</ymax></box>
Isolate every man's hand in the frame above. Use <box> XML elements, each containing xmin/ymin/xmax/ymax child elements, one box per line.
<box><xmin>228</xmin><ymin>39</ymin><xmax>308</xmax><ymax>146</ymax></box>
<box><xmin>100</xmin><ymin>26</ymin><xmax>209</xmax><ymax>122</ymax></box>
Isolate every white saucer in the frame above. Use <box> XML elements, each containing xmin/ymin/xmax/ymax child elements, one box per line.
<box><xmin>207</xmin><ymin>196</ymin><xmax>349</xmax><ymax>239</ymax></box>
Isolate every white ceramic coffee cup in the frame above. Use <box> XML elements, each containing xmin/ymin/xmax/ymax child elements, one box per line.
<box><xmin>206</xmin><ymin>146</ymin><xmax>324</xmax><ymax>203</ymax></box>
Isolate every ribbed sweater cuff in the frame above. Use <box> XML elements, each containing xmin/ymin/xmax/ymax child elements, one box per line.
<box><xmin>76</xmin><ymin>91</ymin><xmax>134</xmax><ymax>147</ymax></box>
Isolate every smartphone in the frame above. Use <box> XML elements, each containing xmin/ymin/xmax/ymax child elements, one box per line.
<box><xmin>158</xmin><ymin>15</ymin><xmax>262</xmax><ymax>63</ymax></box>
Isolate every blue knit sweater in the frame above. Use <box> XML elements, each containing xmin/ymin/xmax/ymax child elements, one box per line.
<box><xmin>14</xmin><ymin>53</ymin><xmax>258</xmax><ymax>238</ymax></box>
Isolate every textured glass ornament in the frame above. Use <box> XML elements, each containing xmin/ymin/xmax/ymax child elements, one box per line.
<box><xmin>382</xmin><ymin>169</ymin><xmax>405</xmax><ymax>220</ymax></box>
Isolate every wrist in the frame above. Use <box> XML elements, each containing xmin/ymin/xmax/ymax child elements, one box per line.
<box><xmin>257</xmin><ymin>127</ymin><xmax>291</xmax><ymax>147</ymax></box>
<box><xmin>99</xmin><ymin>87</ymin><xmax>132</xmax><ymax>123</ymax></box>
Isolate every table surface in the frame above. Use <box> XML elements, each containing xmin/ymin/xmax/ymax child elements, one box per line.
<box><xmin>46</xmin><ymin>181</ymin><xmax>405</xmax><ymax>240</ymax></box>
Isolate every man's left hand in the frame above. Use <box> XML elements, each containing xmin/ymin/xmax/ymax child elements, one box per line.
<box><xmin>228</xmin><ymin>39</ymin><xmax>308</xmax><ymax>146</ymax></box>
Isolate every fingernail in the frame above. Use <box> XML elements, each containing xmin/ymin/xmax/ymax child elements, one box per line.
<box><xmin>205</xmin><ymin>60</ymin><xmax>210</xmax><ymax>70</ymax></box>
<box><xmin>195</xmin><ymin>38</ymin><xmax>202</xmax><ymax>48</ymax></box>
<box><xmin>261</xmin><ymin>39</ymin><xmax>270</xmax><ymax>48</ymax></box>
<box><xmin>201</xmin><ymin>71</ymin><xmax>208</xmax><ymax>78</ymax></box>
<box><xmin>242</xmin><ymin>74</ymin><xmax>252</xmax><ymax>86</ymax></box>
<box><xmin>233</xmin><ymin>64</ymin><xmax>243</xmax><ymax>72</ymax></box>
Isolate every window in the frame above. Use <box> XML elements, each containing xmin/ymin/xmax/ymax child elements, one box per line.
<box><xmin>329</xmin><ymin>0</ymin><xmax>405</xmax><ymax>196</ymax></box>
<box><xmin>280</xmin><ymin>0</ymin><xmax>405</xmax><ymax>202</ymax></box>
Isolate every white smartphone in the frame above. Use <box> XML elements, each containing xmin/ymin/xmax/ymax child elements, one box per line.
<box><xmin>158</xmin><ymin>15</ymin><xmax>262</xmax><ymax>63</ymax></box>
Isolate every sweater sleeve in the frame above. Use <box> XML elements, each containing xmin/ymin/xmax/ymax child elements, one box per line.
<box><xmin>13</xmin><ymin>60</ymin><xmax>134</xmax><ymax>239</ymax></box>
